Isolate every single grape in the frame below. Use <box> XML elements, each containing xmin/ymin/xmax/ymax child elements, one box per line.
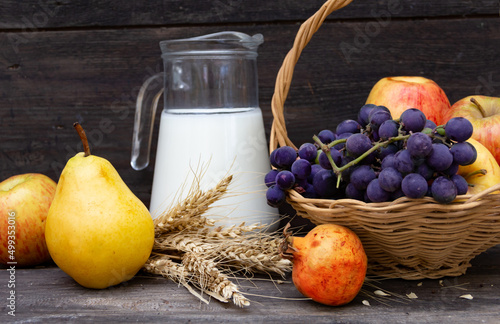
<box><xmin>350</xmin><ymin>165</ymin><xmax>376</xmax><ymax>190</ymax></box>
<box><xmin>406</xmin><ymin>132</ymin><xmax>433</xmax><ymax>158</ymax></box>
<box><xmin>274</xmin><ymin>146</ymin><xmax>297</xmax><ymax>169</ymax></box>
<box><xmin>301</xmin><ymin>183</ymin><xmax>319</xmax><ymax>198</ymax></box>
<box><xmin>378</xmin><ymin>143</ymin><xmax>399</xmax><ymax>161</ymax></box>
<box><xmin>366</xmin><ymin>179</ymin><xmax>391</xmax><ymax>202</ymax></box>
<box><xmin>345</xmin><ymin>183</ymin><xmax>365</xmax><ymax>200</ymax></box>
<box><xmin>425</xmin><ymin>119</ymin><xmax>437</xmax><ymax>130</ymax></box>
<box><xmin>298</xmin><ymin>143</ymin><xmax>318</xmax><ymax>162</ymax></box>
<box><xmin>413</xmin><ymin>155</ymin><xmax>427</xmax><ymax>167</ymax></box>
<box><xmin>358</xmin><ymin>104</ymin><xmax>378</xmax><ymax>127</ymax></box>
<box><xmin>378</xmin><ymin>167</ymin><xmax>403</xmax><ymax>192</ymax></box>
<box><xmin>381</xmin><ymin>153</ymin><xmax>397</xmax><ymax>169</ymax></box>
<box><xmin>264</xmin><ymin>169</ymin><xmax>279</xmax><ymax>187</ymax></box>
<box><xmin>400</xmin><ymin>108</ymin><xmax>427</xmax><ymax>133</ymax></box>
<box><xmin>358</xmin><ymin>149</ymin><xmax>377</xmax><ymax>166</ymax></box>
<box><xmin>394</xmin><ymin>149</ymin><xmax>414</xmax><ymax>174</ymax></box>
<box><xmin>442</xmin><ymin>162</ymin><xmax>459</xmax><ymax>176</ymax></box>
<box><xmin>340</xmin><ymin>155</ymin><xmax>354</xmax><ymax>183</ymax></box>
<box><xmin>318</xmin><ymin>152</ymin><xmax>331</xmax><ymax>169</ymax></box>
<box><xmin>346</xmin><ymin>133</ymin><xmax>373</xmax><ymax>158</ymax></box>
<box><xmin>334</xmin><ymin>132</ymin><xmax>352</xmax><ymax>150</ymax></box>
<box><xmin>416</xmin><ymin>162</ymin><xmax>434</xmax><ymax>181</ymax></box>
<box><xmin>336</xmin><ymin>119</ymin><xmax>361</xmax><ymax>135</ymax></box>
<box><xmin>431</xmin><ymin>176</ymin><xmax>457</xmax><ymax>204</ymax></box>
<box><xmin>318</xmin><ymin>149</ymin><xmax>342</xmax><ymax>170</ymax></box>
<box><xmin>445</xmin><ymin>117</ymin><xmax>473</xmax><ymax>142</ymax></box>
<box><xmin>451</xmin><ymin>174</ymin><xmax>469</xmax><ymax>195</ymax></box>
<box><xmin>369</xmin><ymin>109</ymin><xmax>392</xmax><ymax>130</ymax></box>
<box><xmin>450</xmin><ymin>142</ymin><xmax>477</xmax><ymax>166</ymax></box>
<box><xmin>266</xmin><ymin>185</ymin><xmax>286</xmax><ymax>207</ymax></box>
<box><xmin>426</xmin><ymin>143</ymin><xmax>453</xmax><ymax>171</ymax></box>
<box><xmin>330</xmin><ymin>149</ymin><xmax>343</xmax><ymax>166</ymax></box>
<box><xmin>291</xmin><ymin>159</ymin><xmax>312</xmax><ymax>179</ymax></box>
<box><xmin>317</xmin><ymin>129</ymin><xmax>336</xmax><ymax>144</ymax></box>
<box><xmin>368</xmin><ymin>105</ymin><xmax>391</xmax><ymax>117</ymax></box>
<box><xmin>378</xmin><ymin>120</ymin><xmax>399</xmax><ymax>140</ymax></box>
<box><xmin>275</xmin><ymin>170</ymin><xmax>295</xmax><ymax>190</ymax></box>
<box><xmin>270</xmin><ymin>149</ymin><xmax>279</xmax><ymax>168</ymax></box>
<box><xmin>308</xmin><ymin>164</ymin><xmax>323</xmax><ymax>183</ymax></box>
<box><xmin>312</xmin><ymin>169</ymin><xmax>338</xmax><ymax>198</ymax></box>
<box><xmin>401</xmin><ymin>173</ymin><xmax>428</xmax><ymax>199</ymax></box>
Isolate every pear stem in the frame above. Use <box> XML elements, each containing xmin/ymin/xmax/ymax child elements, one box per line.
<box><xmin>73</xmin><ymin>122</ymin><xmax>91</xmax><ymax>157</ymax></box>
<box><xmin>470</xmin><ymin>97</ymin><xmax>487</xmax><ymax>118</ymax></box>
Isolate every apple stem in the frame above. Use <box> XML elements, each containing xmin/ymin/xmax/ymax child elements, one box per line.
<box><xmin>73</xmin><ymin>122</ymin><xmax>91</xmax><ymax>157</ymax></box>
<box><xmin>463</xmin><ymin>169</ymin><xmax>487</xmax><ymax>180</ymax></box>
<box><xmin>470</xmin><ymin>97</ymin><xmax>487</xmax><ymax>118</ymax></box>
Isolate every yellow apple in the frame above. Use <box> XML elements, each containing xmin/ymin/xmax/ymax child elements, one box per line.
<box><xmin>365</xmin><ymin>76</ymin><xmax>451</xmax><ymax>125</ymax></box>
<box><xmin>443</xmin><ymin>95</ymin><xmax>500</xmax><ymax>166</ymax></box>
<box><xmin>0</xmin><ymin>173</ymin><xmax>56</xmax><ymax>267</ymax></box>
<box><xmin>457</xmin><ymin>138</ymin><xmax>500</xmax><ymax>195</ymax></box>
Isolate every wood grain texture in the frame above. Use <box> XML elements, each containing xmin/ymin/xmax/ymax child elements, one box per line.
<box><xmin>1</xmin><ymin>245</ymin><xmax>499</xmax><ymax>323</ymax></box>
<box><xmin>0</xmin><ymin>0</ymin><xmax>498</xmax><ymax>29</ymax></box>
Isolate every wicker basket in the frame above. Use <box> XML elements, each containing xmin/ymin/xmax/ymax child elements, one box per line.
<box><xmin>269</xmin><ymin>0</ymin><xmax>500</xmax><ymax>280</ymax></box>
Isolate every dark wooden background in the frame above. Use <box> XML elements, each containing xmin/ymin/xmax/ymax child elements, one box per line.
<box><xmin>1</xmin><ymin>0</ymin><xmax>500</xmax><ymax>212</ymax></box>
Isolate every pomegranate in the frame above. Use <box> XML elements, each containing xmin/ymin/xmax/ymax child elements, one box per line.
<box><xmin>280</xmin><ymin>223</ymin><xmax>367</xmax><ymax>306</ymax></box>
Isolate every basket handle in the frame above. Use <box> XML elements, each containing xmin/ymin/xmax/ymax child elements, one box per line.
<box><xmin>270</xmin><ymin>0</ymin><xmax>354</xmax><ymax>152</ymax></box>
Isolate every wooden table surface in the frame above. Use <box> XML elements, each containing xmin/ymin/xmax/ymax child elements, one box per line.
<box><xmin>2</xmin><ymin>244</ymin><xmax>499</xmax><ymax>323</ymax></box>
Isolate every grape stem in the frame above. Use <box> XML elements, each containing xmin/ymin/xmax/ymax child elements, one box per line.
<box><xmin>313</xmin><ymin>133</ymin><xmax>411</xmax><ymax>184</ymax></box>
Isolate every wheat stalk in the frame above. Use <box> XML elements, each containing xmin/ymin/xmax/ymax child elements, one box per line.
<box><xmin>143</xmin><ymin>172</ymin><xmax>290</xmax><ymax>307</ymax></box>
<box><xmin>207</xmin><ymin>237</ymin><xmax>292</xmax><ymax>277</ymax></box>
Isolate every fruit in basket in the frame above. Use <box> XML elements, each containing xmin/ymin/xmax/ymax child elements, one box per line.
<box><xmin>0</xmin><ymin>173</ymin><xmax>56</xmax><ymax>267</ymax></box>
<box><xmin>45</xmin><ymin>123</ymin><xmax>155</xmax><ymax>289</ymax></box>
<box><xmin>265</xmin><ymin>105</ymin><xmax>479</xmax><ymax>205</ymax></box>
<box><xmin>443</xmin><ymin>95</ymin><xmax>500</xmax><ymax>165</ymax></box>
<box><xmin>365</xmin><ymin>76</ymin><xmax>451</xmax><ymax>124</ymax></box>
<box><xmin>280</xmin><ymin>224</ymin><xmax>367</xmax><ymax>306</ymax></box>
<box><xmin>458</xmin><ymin>138</ymin><xmax>500</xmax><ymax>195</ymax></box>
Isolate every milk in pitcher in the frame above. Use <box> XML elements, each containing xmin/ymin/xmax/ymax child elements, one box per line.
<box><xmin>149</xmin><ymin>107</ymin><xmax>277</xmax><ymax>229</ymax></box>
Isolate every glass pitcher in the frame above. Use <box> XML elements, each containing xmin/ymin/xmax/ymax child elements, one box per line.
<box><xmin>131</xmin><ymin>31</ymin><xmax>279</xmax><ymax>230</ymax></box>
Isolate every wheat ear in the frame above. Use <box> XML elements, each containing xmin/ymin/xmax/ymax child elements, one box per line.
<box><xmin>182</xmin><ymin>252</ymin><xmax>250</xmax><ymax>307</ymax></box>
<box><xmin>154</xmin><ymin>175</ymin><xmax>232</xmax><ymax>234</ymax></box>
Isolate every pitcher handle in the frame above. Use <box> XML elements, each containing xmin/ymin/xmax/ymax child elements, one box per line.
<box><xmin>130</xmin><ymin>72</ymin><xmax>164</xmax><ymax>170</ymax></box>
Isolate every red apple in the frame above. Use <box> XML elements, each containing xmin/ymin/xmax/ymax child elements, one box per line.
<box><xmin>458</xmin><ymin>138</ymin><xmax>500</xmax><ymax>195</ymax></box>
<box><xmin>443</xmin><ymin>95</ymin><xmax>500</xmax><ymax>166</ymax></box>
<box><xmin>365</xmin><ymin>76</ymin><xmax>451</xmax><ymax>125</ymax></box>
<box><xmin>0</xmin><ymin>173</ymin><xmax>56</xmax><ymax>267</ymax></box>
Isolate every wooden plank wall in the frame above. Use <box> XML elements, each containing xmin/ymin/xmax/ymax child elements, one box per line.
<box><xmin>1</xmin><ymin>0</ymin><xmax>499</xmax><ymax>212</ymax></box>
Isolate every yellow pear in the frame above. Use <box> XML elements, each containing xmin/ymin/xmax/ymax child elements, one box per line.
<box><xmin>45</xmin><ymin>123</ymin><xmax>155</xmax><ymax>289</ymax></box>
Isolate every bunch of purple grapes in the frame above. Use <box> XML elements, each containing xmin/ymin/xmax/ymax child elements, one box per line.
<box><xmin>265</xmin><ymin>104</ymin><xmax>477</xmax><ymax>207</ymax></box>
